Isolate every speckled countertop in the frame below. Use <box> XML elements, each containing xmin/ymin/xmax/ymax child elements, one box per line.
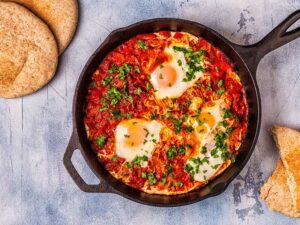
<box><xmin>0</xmin><ymin>0</ymin><xmax>300</xmax><ymax>224</ymax></box>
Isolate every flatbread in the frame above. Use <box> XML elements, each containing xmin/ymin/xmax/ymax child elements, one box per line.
<box><xmin>0</xmin><ymin>2</ymin><xmax>58</xmax><ymax>98</ymax></box>
<box><xmin>260</xmin><ymin>160</ymin><xmax>300</xmax><ymax>218</ymax></box>
<box><xmin>0</xmin><ymin>0</ymin><xmax>78</xmax><ymax>54</ymax></box>
<box><xmin>271</xmin><ymin>126</ymin><xmax>300</xmax><ymax>212</ymax></box>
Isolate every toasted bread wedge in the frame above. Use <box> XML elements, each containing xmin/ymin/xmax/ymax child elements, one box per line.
<box><xmin>260</xmin><ymin>161</ymin><xmax>300</xmax><ymax>218</ymax></box>
<box><xmin>271</xmin><ymin>126</ymin><xmax>300</xmax><ymax>212</ymax></box>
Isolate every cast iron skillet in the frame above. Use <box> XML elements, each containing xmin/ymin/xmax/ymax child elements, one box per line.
<box><xmin>64</xmin><ymin>10</ymin><xmax>300</xmax><ymax>207</ymax></box>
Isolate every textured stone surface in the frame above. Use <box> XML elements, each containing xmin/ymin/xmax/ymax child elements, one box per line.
<box><xmin>0</xmin><ymin>0</ymin><xmax>300</xmax><ymax>224</ymax></box>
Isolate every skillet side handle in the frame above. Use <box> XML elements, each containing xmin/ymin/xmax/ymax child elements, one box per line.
<box><xmin>63</xmin><ymin>131</ymin><xmax>114</xmax><ymax>193</ymax></box>
<box><xmin>232</xmin><ymin>10</ymin><xmax>300</xmax><ymax>75</ymax></box>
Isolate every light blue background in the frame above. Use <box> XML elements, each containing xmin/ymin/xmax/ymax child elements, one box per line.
<box><xmin>0</xmin><ymin>0</ymin><xmax>300</xmax><ymax>224</ymax></box>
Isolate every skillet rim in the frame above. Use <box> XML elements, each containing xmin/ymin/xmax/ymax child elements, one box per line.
<box><xmin>70</xmin><ymin>17</ymin><xmax>261</xmax><ymax>206</ymax></box>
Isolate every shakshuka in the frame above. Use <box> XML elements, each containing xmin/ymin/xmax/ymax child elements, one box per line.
<box><xmin>84</xmin><ymin>31</ymin><xmax>247</xmax><ymax>195</ymax></box>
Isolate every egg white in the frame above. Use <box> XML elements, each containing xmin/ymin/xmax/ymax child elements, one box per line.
<box><xmin>186</xmin><ymin>100</ymin><xmax>228</xmax><ymax>182</ymax></box>
<box><xmin>150</xmin><ymin>45</ymin><xmax>205</xmax><ymax>99</ymax></box>
<box><xmin>115</xmin><ymin>119</ymin><xmax>162</xmax><ymax>164</ymax></box>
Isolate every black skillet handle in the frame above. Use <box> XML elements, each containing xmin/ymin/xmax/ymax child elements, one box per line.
<box><xmin>232</xmin><ymin>10</ymin><xmax>300</xmax><ymax>75</ymax></box>
<box><xmin>63</xmin><ymin>131</ymin><xmax>114</xmax><ymax>193</ymax></box>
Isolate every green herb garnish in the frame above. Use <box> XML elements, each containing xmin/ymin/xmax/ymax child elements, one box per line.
<box><xmin>217</xmin><ymin>79</ymin><xmax>223</xmax><ymax>87</ymax></box>
<box><xmin>134</xmin><ymin>88</ymin><xmax>142</xmax><ymax>95</ymax></box>
<box><xmin>177</xmin><ymin>59</ymin><xmax>182</xmax><ymax>66</ymax></box>
<box><xmin>108</xmin><ymin>64</ymin><xmax>118</xmax><ymax>74</ymax></box>
<box><xmin>107</xmin><ymin>87</ymin><xmax>122</xmax><ymax>105</ymax></box>
<box><xmin>132</xmin><ymin>155</ymin><xmax>148</xmax><ymax>166</ymax></box>
<box><xmin>134</xmin><ymin>67</ymin><xmax>141</xmax><ymax>73</ymax></box>
<box><xmin>137</xmin><ymin>40</ymin><xmax>148</xmax><ymax>50</ymax></box>
<box><xmin>178</xmin><ymin>145</ymin><xmax>185</xmax><ymax>155</ymax></box>
<box><xmin>217</xmin><ymin>88</ymin><xmax>225</xmax><ymax>96</ymax></box>
<box><xmin>150</xmin><ymin>112</ymin><xmax>158</xmax><ymax>120</ymax></box>
<box><xmin>146</xmin><ymin>82</ymin><xmax>152</xmax><ymax>91</ymax></box>
<box><xmin>201</xmin><ymin>146</ymin><xmax>207</xmax><ymax>154</ymax></box>
<box><xmin>95</xmin><ymin>135</ymin><xmax>107</xmax><ymax>148</ymax></box>
<box><xmin>147</xmin><ymin>172</ymin><xmax>157</xmax><ymax>185</ymax></box>
<box><xmin>172</xmin><ymin>46</ymin><xmax>205</xmax><ymax>82</ymax></box>
<box><xmin>211</xmin><ymin>164</ymin><xmax>220</xmax><ymax>169</ymax></box>
<box><xmin>186</xmin><ymin>126</ymin><xmax>194</xmax><ymax>133</ymax></box>
<box><xmin>223</xmin><ymin>109</ymin><xmax>232</xmax><ymax>119</ymax></box>
<box><xmin>101</xmin><ymin>76</ymin><xmax>113</xmax><ymax>86</ymax></box>
<box><xmin>166</xmin><ymin>146</ymin><xmax>178</xmax><ymax>160</ymax></box>
<box><xmin>173</xmin><ymin>119</ymin><xmax>183</xmax><ymax>134</ymax></box>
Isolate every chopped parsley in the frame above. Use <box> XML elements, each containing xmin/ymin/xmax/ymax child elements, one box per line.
<box><xmin>196</xmin><ymin>82</ymin><xmax>203</xmax><ymax>88</ymax></box>
<box><xmin>166</xmin><ymin>146</ymin><xmax>178</xmax><ymax>160</ymax></box>
<box><xmin>217</xmin><ymin>79</ymin><xmax>223</xmax><ymax>87</ymax></box>
<box><xmin>211</xmin><ymin>164</ymin><xmax>220</xmax><ymax>170</ymax></box>
<box><xmin>146</xmin><ymin>82</ymin><xmax>152</xmax><ymax>91</ymax></box>
<box><xmin>178</xmin><ymin>145</ymin><xmax>186</xmax><ymax>155</ymax></box>
<box><xmin>99</xmin><ymin>106</ymin><xmax>108</xmax><ymax>112</ymax></box>
<box><xmin>147</xmin><ymin>172</ymin><xmax>157</xmax><ymax>185</ymax></box>
<box><xmin>206</xmin><ymin>83</ymin><xmax>212</xmax><ymax>91</ymax></box>
<box><xmin>217</xmin><ymin>88</ymin><xmax>225</xmax><ymax>96</ymax></box>
<box><xmin>111</xmin><ymin>109</ymin><xmax>132</xmax><ymax>120</ymax></box>
<box><xmin>219</xmin><ymin>121</ymin><xmax>229</xmax><ymax>128</ymax></box>
<box><xmin>133</xmin><ymin>87</ymin><xmax>142</xmax><ymax>95</ymax></box>
<box><xmin>107</xmin><ymin>87</ymin><xmax>122</xmax><ymax>106</ymax></box>
<box><xmin>101</xmin><ymin>76</ymin><xmax>113</xmax><ymax>86</ymax></box>
<box><xmin>95</xmin><ymin>135</ymin><xmax>107</xmax><ymax>148</ymax></box>
<box><xmin>226</xmin><ymin>127</ymin><xmax>233</xmax><ymax>134</ymax></box>
<box><xmin>184</xmin><ymin>163</ymin><xmax>193</xmax><ymax>172</ymax></box>
<box><xmin>223</xmin><ymin>109</ymin><xmax>232</xmax><ymax>119</ymax></box>
<box><xmin>150</xmin><ymin>112</ymin><xmax>158</xmax><ymax>120</ymax></box>
<box><xmin>141</xmin><ymin>172</ymin><xmax>147</xmax><ymax>178</ymax></box>
<box><xmin>137</xmin><ymin>40</ymin><xmax>148</xmax><ymax>50</ymax></box>
<box><xmin>108</xmin><ymin>64</ymin><xmax>118</xmax><ymax>74</ymax></box>
<box><xmin>186</xmin><ymin>125</ymin><xmax>194</xmax><ymax>133</ymax></box>
<box><xmin>134</xmin><ymin>67</ymin><xmax>141</xmax><ymax>73</ymax></box>
<box><xmin>125</xmin><ymin>162</ymin><xmax>133</xmax><ymax>169</ymax></box>
<box><xmin>210</xmin><ymin>148</ymin><xmax>218</xmax><ymax>156</ymax></box>
<box><xmin>166</xmin><ymin>164</ymin><xmax>174</xmax><ymax>173</ymax></box>
<box><xmin>118</xmin><ymin>63</ymin><xmax>132</xmax><ymax>80</ymax></box>
<box><xmin>111</xmin><ymin>110</ymin><xmax>122</xmax><ymax>120</ymax></box>
<box><xmin>142</xmin><ymin>172</ymin><xmax>157</xmax><ymax>185</ymax></box>
<box><xmin>174</xmin><ymin>181</ymin><xmax>183</xmax><ymax>187</ymax></box>
<box><xmin>132</xmin><ymin>155</ymin><xmax>148</xmax><ymax>166</ymax></box>
<box><xmin>186</xmin><ymin>156</ymin><xmax>210</xmax><ymax>177</ymax></box>
<box><xmin>172</xmin><ymin>46</ymin><xmax>205</xmax><ymax>82</ymax></box>
<box><xmin>172</xmin><ymin>119</ymin><xmax>183</xmax><ymax>134</ymax></box>
<box><xmin>201</xmin><ymin>146</ymin><xmax>207</xmax><ymax>154</ymax></box>
<box><xmin>182</xmin><ymin>114</ymin><xmax>189</xmax><ymax>122</ymax></box>
<box><xmin>177</xmin><ymin>59</ymin><xmax>182</xmax><ymax>66</ymax></box>
<box><xmin>111</xmin><ymin>155</ymin><xmax>117</xmax><ymax>162</ymax></box>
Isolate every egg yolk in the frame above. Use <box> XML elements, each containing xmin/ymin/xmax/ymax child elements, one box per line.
<box><xmin>199</xmin><ymin>112</ymin><xmax>215</xmax><ymax>128</ymax></box>
<box><xmin>154</xmin><ymin>64</ymin><xmax>177</xmax><ymax>88</ymax></box>
<box><xmin>123</xmin><ymin>122</ymin><xmax>147</xmax><ymax>148</ymax></box>
<box><xmin>196</xmin><ymin>124</ymin><xmax>208</xmax><ymax>134</ymax></box>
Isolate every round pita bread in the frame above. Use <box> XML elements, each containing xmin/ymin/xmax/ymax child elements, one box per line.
<box><xmin>1</xmin><ymin>0</ymin><xmax>78</xmax><ymax>54</ymax></box>
<box><xmin>0</xmin><ymin>2</ymin><xmax>58</xmax><ymax>98</ymax></box>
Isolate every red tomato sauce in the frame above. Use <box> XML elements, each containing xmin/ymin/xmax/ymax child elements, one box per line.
<box><xmin>84</xmin><ymin>31</ymin><xmax>248</xmax><ymax>194</ymax></box>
